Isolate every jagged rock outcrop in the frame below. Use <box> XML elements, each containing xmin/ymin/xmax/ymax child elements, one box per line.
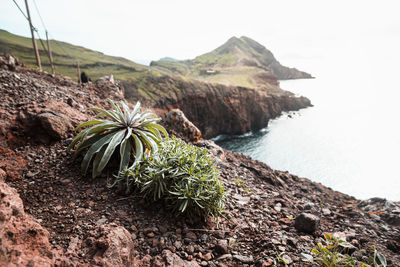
<box><xmin>172</xmin><ymin>85</ymin><xmax>311</xmax><ymax>138</ymax></box>
<box><xmin>123</xmin><ymin>76</ymin><xmax>311</xmax><ymax>138</ymax></box>
<box><xmin>163</xmin><ymin>109</ymin><xmax>202</xmax><ymax>142</ymax></box>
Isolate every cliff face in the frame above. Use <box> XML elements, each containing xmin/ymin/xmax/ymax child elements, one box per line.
<box><xmin>122</xmin><ymin>76</ymin><xmax>311</xmax><ymax>138</ymax></box>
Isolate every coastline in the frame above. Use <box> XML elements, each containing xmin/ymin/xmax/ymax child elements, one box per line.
<box><xmin>0</xmin><ymin>55</ymin><xmax>399</xmax><ymax>266</ymax></box>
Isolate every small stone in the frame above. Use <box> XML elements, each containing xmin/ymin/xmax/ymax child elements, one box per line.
<box><xmin>214</xmin><ymin>240</ymin><xmax>229</xmax><ymax>255</ymax></box>
<box><xmin>60</xmin><ymin>178</ymin><xmax>71</xmax><ymax>185</ymax></box>
<box><xmin>294</xmin><ymin>213</ymin><xmax>320</xmax><ymax>234</ymax></box>
<box><xmin>95</xmin><ymin>218</ymin><xmax>107</xmax><ymax>227</ymax></box>
<box><xmin>274</xmin><ymin>202</ymin><xmax>282</xmax><ymax>212</ymax></box>
<box><xmin>147</xmin><ymin>232</ymin><xmax>155</xmax><ymax>238</ymax></box>
<box><xmin>186</xmin><ymin>245</ymin><xmax>195</xmax><ymax>254</ymax></box>
<box><xmin>216</xmin><ymin>254</ymin><xmax>232</xmax><ymax>261</ymax></box>
<box><xmin>300</xmin><ymin>253</ymin><xmax>313</xmax><ymax>262</ymax></box>
<box><xmin>261</xmin><ymin>258</ymin><xmax>274</xmax><ymax>266</ymax></box>
<box><xmin>281</xmin><ymin>254</ymin><xmax>292</xmax><ymax>264</ymax></box>
<box><xmin>200</xmin><ymin>234</ymin><xmax>208</xmax><ymax>243</ymax></box>
<box><xmin>232</xmin><ymin>254</ymin><xmax>253</xmax><ymax>263</ymax></box>
<box><xmin>233</xmin><ymin>194</ymin><xmax>250</xmax><ymax>205</ymax></box>
<box><xmin>26</xmin><ymin>171</ymin><xmax>36</xmax><ymax>178</ymax></box>
<box><xmin>200</xmin><ymin>261</ymin><xmax>208</xmax><ymax>266</ymax></box>
<box><xmin>186</xmin><ymin>231</ymin><xmax>197</xmax><ymax>240</ymax></box>
<box><xmin>303</xmin><ymin>202</ymin><xmax>315</xmax><ymax>210</ymax></box>
<box><xmin>174</xmin><ymin>240</ymin><xmax>182</xmax><ymax>249</ymax></box>
<box><xmin>203</xmin><ymin>252</ymin><xmax>212</xmax><ymax>261</ymax></box>
<box><xmin>277</xmin><ymin>245</ymin><xmax>285</xmax><ymax>252</ymax></box>
<box><xmin>350</xmin><ymin>239</ymin><xmax>360</xmax><ymax>248</ymax></box>
<box><xmin>322</xmin><ymin>208</ymin><xmax>331</xmax><ymax>216</ymax></box>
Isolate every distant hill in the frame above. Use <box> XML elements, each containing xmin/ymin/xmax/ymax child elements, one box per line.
<box><xmin>0</xmin><ymin>29</ymin><xmax>152</xmax><ymax>81</ymax></box>
<box><xmin>159</xmin><ymin>57</ymin><xmax>181</xmax><ymax>62</ymax></box>
<box><xmin>151</xmin><ymin>36</ymin><xmax>312</xmax><ymax>91</ymax></box>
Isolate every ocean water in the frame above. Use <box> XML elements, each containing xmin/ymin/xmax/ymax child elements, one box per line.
<box><xmin>215</xmin><ymin>41</ymin><xmax>400</xmax><ymax>201</ymax></box>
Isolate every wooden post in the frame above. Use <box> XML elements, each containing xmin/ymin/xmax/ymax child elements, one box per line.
<box><xmin>45</xmin><ymin>31</ymin><xmax>55</xmax><ymax>75</ymax></box>
<box><xmin>77</xmin><ymin>61</ymin><xmax>81</xmax><ymax>84</ymax></box>
<box><xmin>24</xmin><ymin>0</ymin><xmax>41</xmax><ymax>71</ymax></box>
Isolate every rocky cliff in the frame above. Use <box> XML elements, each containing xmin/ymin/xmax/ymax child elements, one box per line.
<box><xmin>123</xmin><ymin>75</ymin><xmax>311</xmax><ymax>138</ymax></box>
<box><xmin>1</xmin><ymin>56</ymin><xmax>399</xmax><ymax>266</ymax></box>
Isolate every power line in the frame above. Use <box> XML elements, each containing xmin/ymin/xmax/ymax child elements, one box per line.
<box><xmin>31</xmin><ymin>0</ymin><xmax>50</xmax><ymax>55</ymax></box>
<box><xmin>11</xmin><ymin>0</ymin><xmax>28</xmax><ymax>21</ymax></box>
<box><xmin>32</xmin><ymin>0</ymin><xmax>47</xmax><ymax>31</ymax></box>
<box><xmin>12</xmin><ymin>0</ymin><xmax>80</xmax><ymax>75</ymax></box>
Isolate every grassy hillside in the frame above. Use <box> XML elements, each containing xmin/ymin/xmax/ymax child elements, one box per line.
<box><xmin>151</xmin><ymin>36</ymin><xmax>312</xmax><ymax>91</ymax></box>
<box><xmin>0</xmin><ymin>30</ymin><xmax>304</xmax><ymax>99</ymax></box>
<box><xmin>0</xmin><ymin>29</ymin><xmax>153</xmax><ymax>81</ymax></box>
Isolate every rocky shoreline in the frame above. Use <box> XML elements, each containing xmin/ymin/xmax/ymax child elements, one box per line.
<box><xmin>122</xmin><ymin>75</ymin><xmax>311</xmax><ymax>139</ymax></box>
<box><xmin>0</xmin><ymin>55</ymin><xmax>399</xmax><ymax>266</ymax></box>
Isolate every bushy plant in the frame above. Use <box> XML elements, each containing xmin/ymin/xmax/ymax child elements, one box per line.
<box><xmin>68</xmin><ymin>99</ymin><xmax>167</xmax><ymax>178</ymax></box>
<box><xmin>311</xmin><ymin>233</ymin><xmax>387</xmax><ymax>267</ymax></box>
<box><xmin>119</xmin><ymin>136</ymin><xmax>225</xmax><ymax>219</ymax></box>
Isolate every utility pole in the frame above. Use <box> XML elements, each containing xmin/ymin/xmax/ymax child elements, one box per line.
<box><xmin>45</xmin><ymin>31</ymin><xmax>55</xmax><ymax>75</ymax></box>
<box><xmin>77</xmin><ymin>61</ymin><xmax>81</xmax><ymax>84</ymax></box>
<box><xmin>24</xmin><ymin>0</ymin><xmax>41</xmax><ymax>71</ymax></box>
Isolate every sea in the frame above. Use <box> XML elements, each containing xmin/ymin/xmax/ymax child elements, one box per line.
<box><xmin>215</xmin><ymin>38</ymin><xmax>400</xmax><ymax>201</ymax></box>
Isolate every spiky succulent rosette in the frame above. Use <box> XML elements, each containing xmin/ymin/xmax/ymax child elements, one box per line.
<box><xmin>68</xmin><ymin>99</ymin><xmax>168</xmax><ymax>178</ymax></box>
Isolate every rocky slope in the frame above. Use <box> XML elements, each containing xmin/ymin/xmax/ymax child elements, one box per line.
<box><xmin>0</xmin><ymin>56</ymin><xmax>399</xmax><ymax>266</ymax></box>
<box><xmin>123</xmin><ymin>75</ymin><xmax>311</xmax><ymax>138</ymax></box>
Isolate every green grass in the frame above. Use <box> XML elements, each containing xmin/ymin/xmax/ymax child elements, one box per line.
<box><xmin>0</xmin><ymin>29</ymin><xmax>149</xmax><ymax>81</ymax></box>
<box><xmin>150</xmin><ymin>36</ymin><xmax>284</xmax><ymax>93</ymax></box>
<box><xmin>0</xmin><ymin>30</ymin><xmax>287</xmax><ymax>101</ymax></box>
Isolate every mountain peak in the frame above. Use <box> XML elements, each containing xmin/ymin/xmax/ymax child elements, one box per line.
<box><xmin>152</xmin><ymin>36</ymin><xmax>312</xmax><ymax>83</ymax></box>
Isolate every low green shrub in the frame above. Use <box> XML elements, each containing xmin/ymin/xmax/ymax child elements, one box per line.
<box><xmin>68</xmin><ymin>99</ymin><xmax>167</xmax><ymax>178</ymax></box>
<box><xmin>312</xmin><ymin>233</ymin><xmax>387</xmax><ymax>267</ymax></box>
<box><xmin>119</xmin><ymin>136</ymin><xmax>225</xmax><ymax>219</ymax></box>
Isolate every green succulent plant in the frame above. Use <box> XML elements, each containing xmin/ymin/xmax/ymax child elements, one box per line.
<box><xmin>311</xmin><ymin>233</ymin><xmax>387</xmax><ymax>267</ymax></box>
<box><xmin>119</xmin><ymin>136</ymin><xmax>225</xmax><ymax>219</ymax></box>
<box><xmin>68</xmin><ymin>99</ymin><xmax>168</xmax><ymax>178</ymax></box>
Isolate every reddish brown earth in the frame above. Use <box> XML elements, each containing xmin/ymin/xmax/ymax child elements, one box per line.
<box><xmin>0</xmin><ymin>55</ymin><xmax>399</xmax><ymax>266</ymax></box>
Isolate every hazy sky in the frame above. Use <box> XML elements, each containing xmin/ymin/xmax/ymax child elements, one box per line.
<box><xmin>1</xmin><ymin>0</ymin><xmax>400</xmax><ymax>68</ymax></box>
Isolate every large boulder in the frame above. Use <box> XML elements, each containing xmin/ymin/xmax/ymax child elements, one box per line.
<box><xmin>0</xmin><ymin>54</ymin><xmax>23</xmax><ymax>71</ymax></box>
<box><xmin>294</xmin><ymin>213</ymin><xmax>320</xmax><ymax>234</ymax></box>
<box><xmin>16</xmin><ymin>100</ymin><xmax>89</xmax><ymax>143</ymax></box>
<box><xmin>163</xmin><ymin>109</ymin><xmax>201</xmax><ymax>143</ymax></box>
<box><xmin>37</xmin><ymin>111</ymin><xmax>72</xmax><ymax>140</ymax></box>
<box><xmin>88</xmin><ymin>223</ymin><xmax>138</xmax><ymax>267</ymax></box>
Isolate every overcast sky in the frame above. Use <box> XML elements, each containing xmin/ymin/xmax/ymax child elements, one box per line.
<box><xmin>1</xmin><ymin>0</ymin><xmax>400</xmax><ymax>68</ymax></box>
